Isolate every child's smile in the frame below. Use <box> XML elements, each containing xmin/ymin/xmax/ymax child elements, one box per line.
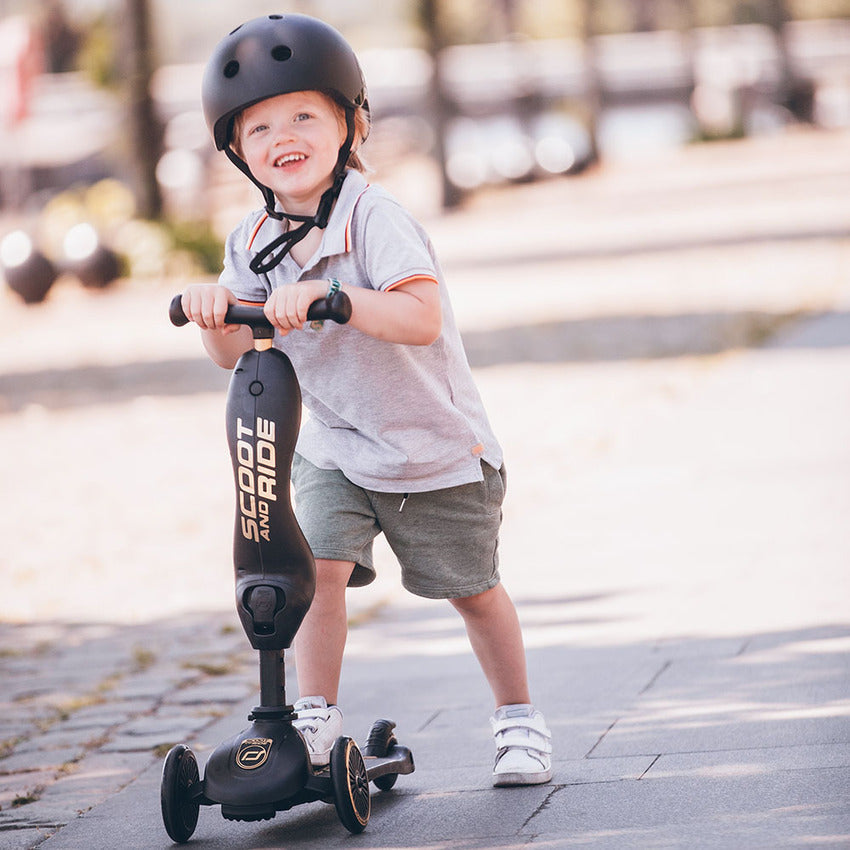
<box><xmin>275</xmin><ymin>153</ymin><xmax>308</xmax><ymax>168</ymax></box>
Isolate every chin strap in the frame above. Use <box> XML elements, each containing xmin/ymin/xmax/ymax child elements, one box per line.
<box><xmin>226</xmin><ymin>107</ymin><xmax>356</xmax><ymax>276</ymax></box>
<box><xmin>248</xmin><ymin>170</ymin><xmax>345</xmax><ymax>275</ymax></box>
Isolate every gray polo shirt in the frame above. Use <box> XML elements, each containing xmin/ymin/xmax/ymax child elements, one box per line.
<box><xmin>219</xmin><ymin>169</ymin><xmax>502</xmax><ymax>493</ymax></box>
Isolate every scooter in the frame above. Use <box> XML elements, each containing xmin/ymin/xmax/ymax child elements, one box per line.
<box><xmin>161</xmin><ymin>292</ymin><xmax>414</xmax><ymax>843</ymax></box>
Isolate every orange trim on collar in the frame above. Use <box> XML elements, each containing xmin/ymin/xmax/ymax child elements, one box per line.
<box><xmin>385</xmin><ymin>274</ymin><xmax>439</xmax><ymax>292</ymax></box>
<box><xmin>246</xmin><ymin>214</ymin><xmax>269</xmax><ymax>251</ymax></box>
<box><xmin>247</xmin><ymin>179</ymin><xmax>370</xmax><ymax>256</ymax></box>
<box><xmin>344</xmin><ymin>183</ymin><xmax>371</xmax><ymax>252</ymax></box>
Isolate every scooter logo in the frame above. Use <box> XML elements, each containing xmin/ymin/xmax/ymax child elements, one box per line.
<box><xmin>235</xmin><ymin>417</ymin><xmax>278</xmax><ymax>543</ymax></box>
<box><xmin>236</xmin><ymin>737</ymin><xmax>274</xmax><ymax>770</ymax></box>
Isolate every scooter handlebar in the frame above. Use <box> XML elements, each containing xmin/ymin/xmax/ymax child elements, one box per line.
<box><xmin>168</xmin><ymin>291</ymin><xmax>352</xmax><ymax>329</ymax></box>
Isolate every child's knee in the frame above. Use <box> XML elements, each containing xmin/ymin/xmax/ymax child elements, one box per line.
<box><xmin>450</xmin><ymin>583</ymin><xmax>502</xmax><ymax>614</ymax></box>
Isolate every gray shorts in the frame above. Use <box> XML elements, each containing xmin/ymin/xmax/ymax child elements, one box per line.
<box><xmin>291</xmin><ymin>454</ymin><xmax>506</xmax><ymax>599</ymax></box>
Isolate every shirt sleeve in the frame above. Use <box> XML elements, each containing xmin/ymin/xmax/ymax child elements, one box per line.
<box><xmin>218</xmin><ymin>212</ymin><xmax>271</xmax><ymax>304</ymax></box>
<box><xmin>357</xmin><ymin>196</ymin><xmax>439</xmax><ymax>292</ymax></box>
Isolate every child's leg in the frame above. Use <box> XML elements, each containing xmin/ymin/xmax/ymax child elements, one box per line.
<box><xmin>449</xmin><ymin>583</ymin><xmax>531</xmax><ymax>708</ymax></box>
<box><xmin>294</xmin><ymin>558</ymin><xmax>354</xmax><ymax>704</ymax></box>
<box><xmin>452</xmin><ymin>583</ymin><xmax>552</xmax><ymax>786</ymax></box>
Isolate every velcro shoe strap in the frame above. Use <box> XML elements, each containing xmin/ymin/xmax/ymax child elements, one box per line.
<box><xmin>494</xmin><ymin>746</ymin><xmax>550</xmax><ymax>770</ymax></box>
<box><xmin>492</xmin><ymin>715</ymin><xmax>551</xmax><ymax>738</ymax></box>
<box><xmin>492</xmin><ymin>719</ymin><xmax>552</xmax><ymax>754</ymax></box>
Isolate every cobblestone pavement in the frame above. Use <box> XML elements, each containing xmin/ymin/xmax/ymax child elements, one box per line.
<box><xmin>0</xmin><ymin>128</ymin><xmax>848</xmax><ymax>848</ymax></box>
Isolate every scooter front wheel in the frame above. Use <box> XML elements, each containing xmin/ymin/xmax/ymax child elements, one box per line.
<box><xmin>330</xmin><ymin>736</ymin><xmax>370</xmax><ymax>833</ymax></box>
<box><xmin>161</xmin><ymin>744</ymin><xmax>200</xmax><ymax>843</ymax></box>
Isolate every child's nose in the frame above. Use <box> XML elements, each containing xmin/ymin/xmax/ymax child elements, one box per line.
<box><xmin>274</xmin><ymin>123</ymin><xmax>297</xmax><ymax>144</ymax></box>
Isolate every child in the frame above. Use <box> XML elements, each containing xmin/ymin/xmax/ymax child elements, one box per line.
<box><xmin>182</xmin><ymin>13</ymin><xmax>552</xmax><ymax>787</ymax></box>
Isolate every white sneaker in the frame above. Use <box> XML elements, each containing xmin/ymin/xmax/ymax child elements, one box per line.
<box><xmin>293</xmin><ymin>696</ymin><xmax>343</xmax><ymax>767</ymax></box>
<box><xmin>490</xmin><ymin>704</ymin><xmax>553</xmax><ymax>786</ymax></box>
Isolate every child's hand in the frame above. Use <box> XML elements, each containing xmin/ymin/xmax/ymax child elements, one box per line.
<box><xmin>264</xmin><ymin>280</ymin><xmax>329</xmax><ymax>335</ymax></box>
<box><xmin>181</xmin><ymin>284</ymin><xmax>240</xmax><ymax>334</ymax></box>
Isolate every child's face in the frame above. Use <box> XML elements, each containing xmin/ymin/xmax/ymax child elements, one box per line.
<box><xmin>237</xmin><ymin>90</ymin><xmax>347</xmax><ymax>215</ymax></box>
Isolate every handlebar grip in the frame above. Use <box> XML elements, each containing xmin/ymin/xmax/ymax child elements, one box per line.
<box><xmin>305</xmin><ymin>290</ymin><xmax>352</xmax><ymax>325</ymax></box>
<box><xmin>168</xmin><ymin>291</ymin><xmax>352</xmax><ymax>329</ymax></box>
<box><xmin>168</xmin><ymin>294</ymin><xmax>191</xmax><ymax>327</ymax></box>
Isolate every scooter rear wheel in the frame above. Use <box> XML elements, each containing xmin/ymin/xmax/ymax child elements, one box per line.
<box><xmin>364</xmin><ymin>718</ymin><xmax>400</xmax><ymax>791</ymax></box>
<box><xmin>330</xmin><ymin>736</ymin><xmax>370</xmax><ymax>833</ymax></box>
<box><xmin>161</xmin><ymin>744</ymin><xmax>200</xmax><ymax>843</ymax></box>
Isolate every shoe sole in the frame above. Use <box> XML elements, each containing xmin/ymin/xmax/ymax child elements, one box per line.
<box><xmin>309</xmin><ymin>750</ymin><xmax>332</xmax><ymax>767</ymax></box>
<box><xmin>493</xmin><ymin>769</ymin><xmax>553</xmax><ymax>787</ymax></box>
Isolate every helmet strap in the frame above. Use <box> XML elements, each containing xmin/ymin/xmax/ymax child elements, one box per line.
<box><xmin>246</xmin><ymin>107</ymin><xmax>357</xmax><ymax>275</ymax></box>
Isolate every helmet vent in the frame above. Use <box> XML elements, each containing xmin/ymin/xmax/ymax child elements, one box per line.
<box><xmin>268</xmin><ymin>14</ymin><xmax>283</xmax><ymax>20</ymax></box>
<box><xmin>271</xmin><ymin>45</ymin><xmax>292</xmax><ymax>62</ymax></box>
<box><xmin>223</xmin><ymin>60</ymin><xmax>240</xmax><ymax>78</ymax></box>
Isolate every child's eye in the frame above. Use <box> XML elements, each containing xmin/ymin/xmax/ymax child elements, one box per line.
<box><xmin>247</xmin><ymin>123</ymin><xmax>267</xmax><ymax>136</ymax></box>
<box><xmin>294</xmin><ymin>113</ymin><xmax>312</xmax><ymax>122</ymax></box>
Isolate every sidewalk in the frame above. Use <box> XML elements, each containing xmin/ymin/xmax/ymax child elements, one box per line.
<box><xmin>0</xmin><ymin>128</ymin><xmax>848</xmax><ymax>848</ymax></box>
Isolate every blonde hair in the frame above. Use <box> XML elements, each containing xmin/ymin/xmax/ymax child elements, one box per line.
<box><xmin>344</xmin><ymin>105</ymin><xmax>371</xmax><ymax>173</ymax></box>
<box><xmin>229</xmin><ymin>94</ymin><xmax>370</xmax><ymax>174</ymax></box>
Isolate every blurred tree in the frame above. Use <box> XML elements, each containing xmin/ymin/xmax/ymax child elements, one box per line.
<box><xmin>41</xmin><ymin>0</ymin><xmax>81</xmax><ymax>73</ymax></box>
<box><xmin>632</xmin><ymin>0</ymin><xmax>658</xmax><ymax>30</ymax></box>
<box><xmin>496</xmin><ymin>0</ymin><xmax>519</xmax><ymax>32</ymax></box>
<box><xmin>581</xmin><ymin>0</ymin><xmax>602</xmax><ymax>163</ymax></box>
<box><xmin>418</xmin><ymin>0</ymin><xmax>464</xmax><ymax>208</ymax></box>
<box><xmin>764</xmin><ymin>0</ymin><xmax>815</xmax><ymax>119</ymax></box>
<box><xmin>124</xmin><ymin>0</ymin><xmax>162</xmax><ymax>219</ymax></box>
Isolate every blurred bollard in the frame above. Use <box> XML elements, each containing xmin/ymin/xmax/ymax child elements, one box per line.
<box><xmin>0</xmin><ymin>230</ymin><xmax>59</xmax><ymax>304</ymax></box>
<box><xmin>62</xmin><ymin>222</ymin><xmax>122</xmax><ymax>289</ymax></box>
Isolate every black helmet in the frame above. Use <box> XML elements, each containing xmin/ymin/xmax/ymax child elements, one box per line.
<box><xmin>202</xmin><ymin>13</ymin><xmax>368</xmax><ymax>151</ymax></box>
<box><xmin>202</xmin><ymin>14</ymin><xmax>369</xmax><ymax>273</ymax></box>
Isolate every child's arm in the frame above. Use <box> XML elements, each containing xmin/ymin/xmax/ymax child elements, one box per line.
<box><xmin>265</xmin><ymin>278</ymin><xmax>441</xmax><ymax>345</ymax></box>
<box><xmin>181</xmin><ymin>284</ymin><xmax>254</xmax><ymax>369</ymax></box>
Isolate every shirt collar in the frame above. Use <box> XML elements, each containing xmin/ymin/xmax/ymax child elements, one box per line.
<box><xmin>319</xmin><ymin>169</ymin><xmax>369</xmax><ymax>258</ymax></box>
<box><xmin>246</xmin><ymin>170</ymin><xmax>369</xmax><ymax>272</ymax></box>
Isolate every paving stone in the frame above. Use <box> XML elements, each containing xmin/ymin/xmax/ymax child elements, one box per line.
<box><xmin>0</xmin><ymin>828</ymin><xmax>58</xmax><ymax>850</ymax></box>
<box><xmin>650</xmin><ymin>636</ymin><xmax>751</xmax><ymax>660</ymax></box>
<box><xmin>645</xmin><ymin>742</ymin><xmax>850</xmax><ymax>778</ymax></box>
<box><xmin>53</xmin><ymin>712</ymin><xmax>132</xmax><ymax>733</ymax></box>
<box><xmin>163</xmin><ymin>679</ymin><xmax>252</xmax><ymax>705</ymax></box>
<box><xmin>0</xmin><ymin>724</ymin><xmax>34</xmax><ymax>744</ymax></box>
<box><xmin>0</xmin><ymin>767</ymin><xmax>57</xmax><ymax>810</ymax></box>
<box><xmin>2</xmin><ymin>686</ymin><xmax>52</xmax><ymax>705</ymax></box>
<box><xmin>37</xmin><ymin>750</ymin><xmax>154</xmax><ymax>815</ymax></box>
<box><xmin>411</xmin><ymin>754</ymin><xmax>656</xmax><ymax>792</ymax></box>
<box><xmin>99</xmin><ymin>713</ymin><xmax>211</xmax><ymax>753</ymax></box>
<box><xmin>106</xmin><ymin>676</ymin><xmax>181</xmax><ymax>702</ymax></box>
<box><xmin>14</xmin><ymin>728</ymin><xmax>102</xmax><ymax>755</ymax></box>
<box><xmin>0</xmin><ymin>749</ymin><xmax>83</xmax><ymax>775</ymax></box>
<box><xmin>115</xmin><ymin>714</ymin><xmax>197</xmax><ymax>738</ymax></box>
<box><xmin>524</xmin><ymin>766</ymin><xmax>850</xmax><ymax>847</ymax></box>
<box><xmin>99</xmin><ymin>735</ymin><xmax>178</xmax><ymax>754</ymax></box>
<box><xmin>589</xmin><ymin>639</ymin><xmax>850</xmax><ymax>759</ymax></box>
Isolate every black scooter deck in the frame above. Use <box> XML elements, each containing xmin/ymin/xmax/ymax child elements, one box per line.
<box><xmin>306</xmin><ymin>746</ymin><xmax>415</xmax><ymax>788</ymax></box>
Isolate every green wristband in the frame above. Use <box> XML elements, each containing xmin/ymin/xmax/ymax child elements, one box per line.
<box><xmin>311</xmin><ymin>279</ymin><xmax>342</xmax><ymax>331</ymax></box>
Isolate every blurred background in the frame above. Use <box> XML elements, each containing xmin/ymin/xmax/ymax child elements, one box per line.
<box><xmin>0</xmin><ymin>1</ymin><xmax>848</xmax><ymax>624</ymax></box>
<box><xmin>0</xmin><ymin>0</ymin><xmax>849</xmax><ymax>298</ymax></box>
